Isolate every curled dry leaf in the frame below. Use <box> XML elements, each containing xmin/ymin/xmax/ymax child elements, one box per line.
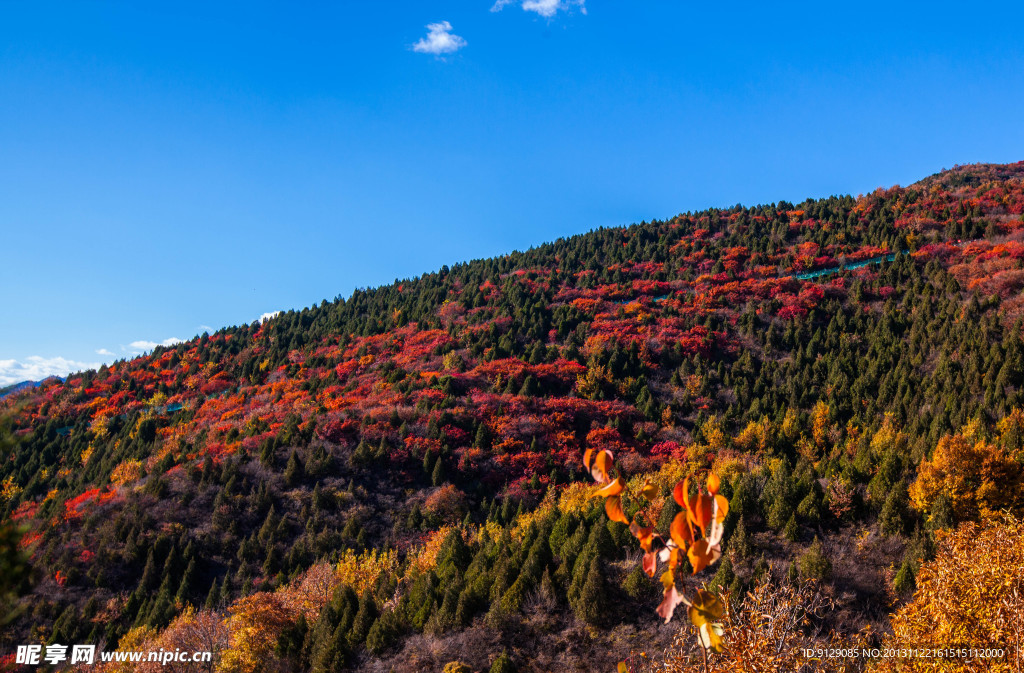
<box><xmin>697</xmin><ymin>621</ymin><xmax>725</xmax><ymax>652</ymax></box>
<box><xmin>604</xmin><ymin>494</ymin><xmax>629</xmax><ymax>524</ymax></box>
<box><xmin>688</xmin><ymin>589</ymin><xmax>726</xmax><ymax>652</ymax></box>
<box><xmin>670</xmin><ymin>512</ymin><xmax>693</xmax><ymax>549</ymax></box>
<box><xmin>583</xmin><ymin>448</ymin><xmax>594</xmax><ymax>473</ymax></box>
<box><xmin>687</xmin><ymin>539</ymin><xmax>721</xmax><ymax>574</ymax></box>
<box><xmin>581</xmin><ymin>447</ymin><xmax>730</xmax><ymax>644</ymax></box>
<box><xmin>629</xmin><ymin>519</ymin><xmax>655</xmax><ymax>551</ymax></box>
<box><xmin>591</xmin><ymin>449</ymin><xmax>614</xmax><ymax>484</ymax></box>
<box><xmin>642</xmin><ymin>551</ymin><xmax>657</xmax><ymax>577</ymax></box>
<box><xmin>714</xmin><ymin>494</ymin><xmax>728</xmax><ymax>523</ymax></box>
<box><xmin>686</xmin><ymin>589</ymin><xmax>724</xmax><ymax>627</ymax></box>
<box><xmin>688</xmin><ymin>490</ymin><xmax>714</xmax><ymax>531</ymax></box>
<box><xmin>673</xmin><ymin>478</ymin><xmax>690</xmax><ymax>509</ymax></box>
<box><xmin>592</xmin><ymin>476</ymin><xmax>624</xmax><ymax>499</ymax></box>
<box><xmin>656</xmin><ymin>584</ymin><xmax>686</xmax><ymax>623</ymax></box>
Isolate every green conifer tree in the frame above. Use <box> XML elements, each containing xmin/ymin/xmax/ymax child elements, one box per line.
<box><xmin>490</xmin><ymin>650</ymin><xmax>517</xmax><ymax>673</ymax></box>
<box><xmin>284</xmin><ymin>450</ymin><xmax>304</xmax><ymax>487</ymax></box>
<box><xmin>347</xmin><ymin>590</ymin><xmax>379</xmax><ymax>649</ymax></box>
<box><xmin>572</xmin><ymin>557</ymin><xmax>608</xmax><ymax>625</ymax></box>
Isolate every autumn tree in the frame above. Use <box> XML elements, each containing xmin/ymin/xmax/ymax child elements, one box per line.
<box><xmin>874</xmin><ymin>514</ymin><xmax>1024</xmax><ymax>673</ymax></box>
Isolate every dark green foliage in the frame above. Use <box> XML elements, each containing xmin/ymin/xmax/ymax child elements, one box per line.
<box><xmin>879</xmin><ymin>487</ymin><xmax>910</xmax><ymax>536</ymax></box>
<box><xmin>204</xmin><ymin>578</ymin><xmax>220</xmax><ymax>610</ymax></box>
<box><xmin>284</xmin><ymin>450</ymin><xmax>304</xmax><ymax>487</ymax></box>
<box><xmin>0</xmin><ymin>522</ymin><xmax>32</xmax><ymax>625</ymax></box>
<box><xmin>928</xmin><ymin>493</ymin><xmax>954</xmax><ymax>530</ymax></box>
<box><xmin>764</xmin><ymin>460</ymin><xmax>795</xmax><ymax>530</ymax></box>
<box><xmin>709</xmin><ymin>557</ymin><xmax>735</xmax><ymax>595</ymax></box>
<box><xmin>796</xmin><ymin>489</ymin><xmax>823</xmax><ymax>525</ymax></box>
<box><xmin>431</xmin><ymin>459</ymin><xmax>446</xmax><ymax>487</ymax></box>
<box><xmin>798</xmin><ymin>537</ymin><xmax>832</xmax><ymax>581</ymax></box>
<box><xmin>572</xmin><ymin>556</ymin><xmax>609</xmax><ymax>625</ymax></box>
<box><xmin>365</xmin><ymin>609</ymin><xmax>400</xmax><ymax>654</ymax></box>
<box><xmin>175</xmin><ymin>558</ymin><xmax>196</xmax><ymax>604</ymax></box>
<box><xmin>893</xmin><ymin>559</ymin><xmax>915</xmax><ymax>595</ymax></box>
<box><xmin>277</xmin><ymin>613</ymin><xmax>308</xmax><ymax>662</ymax></box>
<box><xmin>727</xmin><ymin>516</ymin><xmax>751</xmax><ymax>561</ymax></box>
<box><xmin>347</xmin><ymin>590</ymin><xmax>379</xmax><ymax>648</ymax></box>
<box><xmin>622</xmin><ymin>564</ymin><xmax>655</xmax><ymax>601</ymax></box>
<box><xmin>783</xmin><ymin>514</ymin><xmax>799</xmax><ymax>542</ymax></box>
<box><xmin>490</xmin><ymin>650</ymin><xmax>517</xmax><ymax>673</ymax></box>
<box><xmin>548</xmin><ymin>512</ymin><xmax>575</xmax><ymax>558</ymax></box>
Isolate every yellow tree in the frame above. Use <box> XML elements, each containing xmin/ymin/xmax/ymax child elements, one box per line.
<box><xmin>909</xmin><ymin>431</ymin><xmax>1024</xmax><ymax>522</ymax></box>
<box><xmin>219</xmin><ymin>592</ymin><xmax>297</xmax><ymax>673</ymax></box>
<box><xmin>872</xmin><ymin>515</ymin><xmax>1024</xmax><ymax>673</ymax></box>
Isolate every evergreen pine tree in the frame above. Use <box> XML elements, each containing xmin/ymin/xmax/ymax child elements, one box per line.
<box><xmin>347</xmin><ymin>591</ymin><xmax>379</xmax><ymax>649</ymax></box>
<box><xmin>431</xmin><ymin>458</ymin><xmax>446</xmax><ymax>486</ymax></box>
<box><xmin>572</xmin><ymin>557</ymin><xmax>608</xmax><ymax>625</ymax></box>
<box><xmin>893</xmin><ymin>559</ymin><xmax>915</xmax><ymax>594</ymax></box>
<box><xmin>204</xmin><ymin>578</ymin><xmax>219</xmax><ymax>610</ymax></box>
<box><xmin>622</xmin><ymin>564</ymin><xmax>654</xmax><ymax>601</ymax></box>
<box><xmin>490</xmin><ymin>650</ymin><xmax>517</xmax><ymax>673</ymax></box>
<box><xmin>365</xmin><ymin>610</ymin><xmax>399</xmax><ymax>655</ymax></box>
<box><xmin>783</xmin><ymin>514</ymin><xmax>799</xmax><ymax>542</ymax></box>
<box><xmin>139</xmin><ymin>549</ymin><xmax>158</xmax><ymax>591</ymax></box>
<box><xmin>175</xmin><ymin>558</ymin><xmax>196</xmax><ymax>604</ymax></box>
<box><xmin>879</xmin><ymin>487</ymin><xmax>908</xmax><ymax>536</ymax></box>
<box><xmin>285</xmin><ymin>450</ymin><xmax>304</xmax><ymax>487</ymax></box>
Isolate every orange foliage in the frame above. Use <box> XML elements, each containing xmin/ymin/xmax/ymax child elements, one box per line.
<box><xmin>909</xmin><ymin>430</ymin><xmax>1024</xmax><ymax>522</ymax></box>
<box><xmin>584</xmin><ymin>446</ymin><xmax>729</xmax><ymax>654</ymax></box>
<box><xmin>284</xmin><ymin>562</ymin><xmax>338</xmax><ymax>621</ymax></box>
<box><xmin>220</xmin><ymin>592</ymin><xmax>298</xmax><ymax>673</ymax></box>
<box><xmin>872</xmin><ymin>515</ymin><xmax>1024</xmax><ymax>673</ymax></box>
<box><xmin>134</xmin><ymin>607</ymin><xmax>229</xmax><ymax>673</ymax></box>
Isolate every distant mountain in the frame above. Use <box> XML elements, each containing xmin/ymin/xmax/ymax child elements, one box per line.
<box><xmin>0</xmin><ymin>377</ymin><xmax>61</xmax><ymax>400</ymax></box>
<box><xmin>2</xmin><ymin>162</ymin><xmax>1024</xmax><ymax>670</ymax></box>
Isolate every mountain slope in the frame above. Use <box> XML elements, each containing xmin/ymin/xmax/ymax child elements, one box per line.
<box><xmin>2</xmin><ymin>161</ymin><xmax>1024</xmax><ymax>671</ymax></box>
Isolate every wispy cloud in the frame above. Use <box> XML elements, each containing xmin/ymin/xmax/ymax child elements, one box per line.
<box><xmin>127</xmin><ymin>337</ymin><xmax>182</xmax><ymax>352</ymax></box>
<box><xmin>412</xmin><ymin>21</ymin><xmax>467</xmax><ymax>56</ymax></box>
<box><xmin>0</xmin><ymin>356</ymin><xmax>101</xmax><ymax>387</ymax></box>
<box><xmin>96</xmin><ymin>348</ymin><xmax>115</xmax><ymax>356</ymax></box>
<box><xmin>259</xmin><ymin>311</ymin><xmax>281</xmax><ymax>323</ymax></box>
<box><xmin>491</xmin><ymin>0</ymin><xmax>586</xmax><ymax>17</ymax></box>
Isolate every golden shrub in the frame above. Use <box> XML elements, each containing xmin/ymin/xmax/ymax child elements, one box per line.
<box><xmin>219</xmin><ymin>592</ymin><xmax>297</xmax><ymax>673</ymax></box>
<box><xmin>110</xmin><ymin>460</ymin><xmax>144</xmax><ymax>486</ymax></box>
<box><xmin>871</xmin><ymin>515</ymin><xmax>1024</xmax><ymax>673</ymax></box>
<box><xmin>909</xmin><ymin>432</ymin><xmax>1024</xmax><ymax>522</ymax></box>
<box><xmin>335</xmin><ymin>547</ymin><xmax>399</xmax><ymax>596</ymax></box>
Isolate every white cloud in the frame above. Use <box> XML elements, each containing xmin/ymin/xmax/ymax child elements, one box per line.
<box><xmin>0</xmin><ymin>356</ymin><xmax>101</xmax><ymax>387</ymax></box>
<box><xmin>95</xmin><ymin>348</ymin><xmax>115</xmax><ymax>356</ymax></box>
<box><xmin>412</xmin><ymin>21</ymin><xmax>467</xmax><ymax>55</ymax></box>
<box><xmin>127</xmin><ymin>337</ymin><xmax>182</xmax><ymax>352</ymax></box>
<box><xmin>259</xmin><ymin>311</ymin><xmax>281</xmax><ymax>323</ymax></box>
<box><xmin>199</xmin><ymin>325</ymin><xmax>214</xmax><ymax>333</ymax></box>
<box><xmin>491</xmin><ymin>0</ymin><xmax>585</xmax><ymax>17</ymax></box>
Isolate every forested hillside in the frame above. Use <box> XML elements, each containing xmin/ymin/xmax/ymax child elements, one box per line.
<box><xmin>3</xmin><ymin>162</ymin><xmax>1024</xmax><ymax>672</ymax></box>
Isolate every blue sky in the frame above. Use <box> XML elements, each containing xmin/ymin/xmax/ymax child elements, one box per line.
<box><xmin>2</xmin><ymin>1</ymin><xmax>1023</xmax><ymax>385</ymax></box>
